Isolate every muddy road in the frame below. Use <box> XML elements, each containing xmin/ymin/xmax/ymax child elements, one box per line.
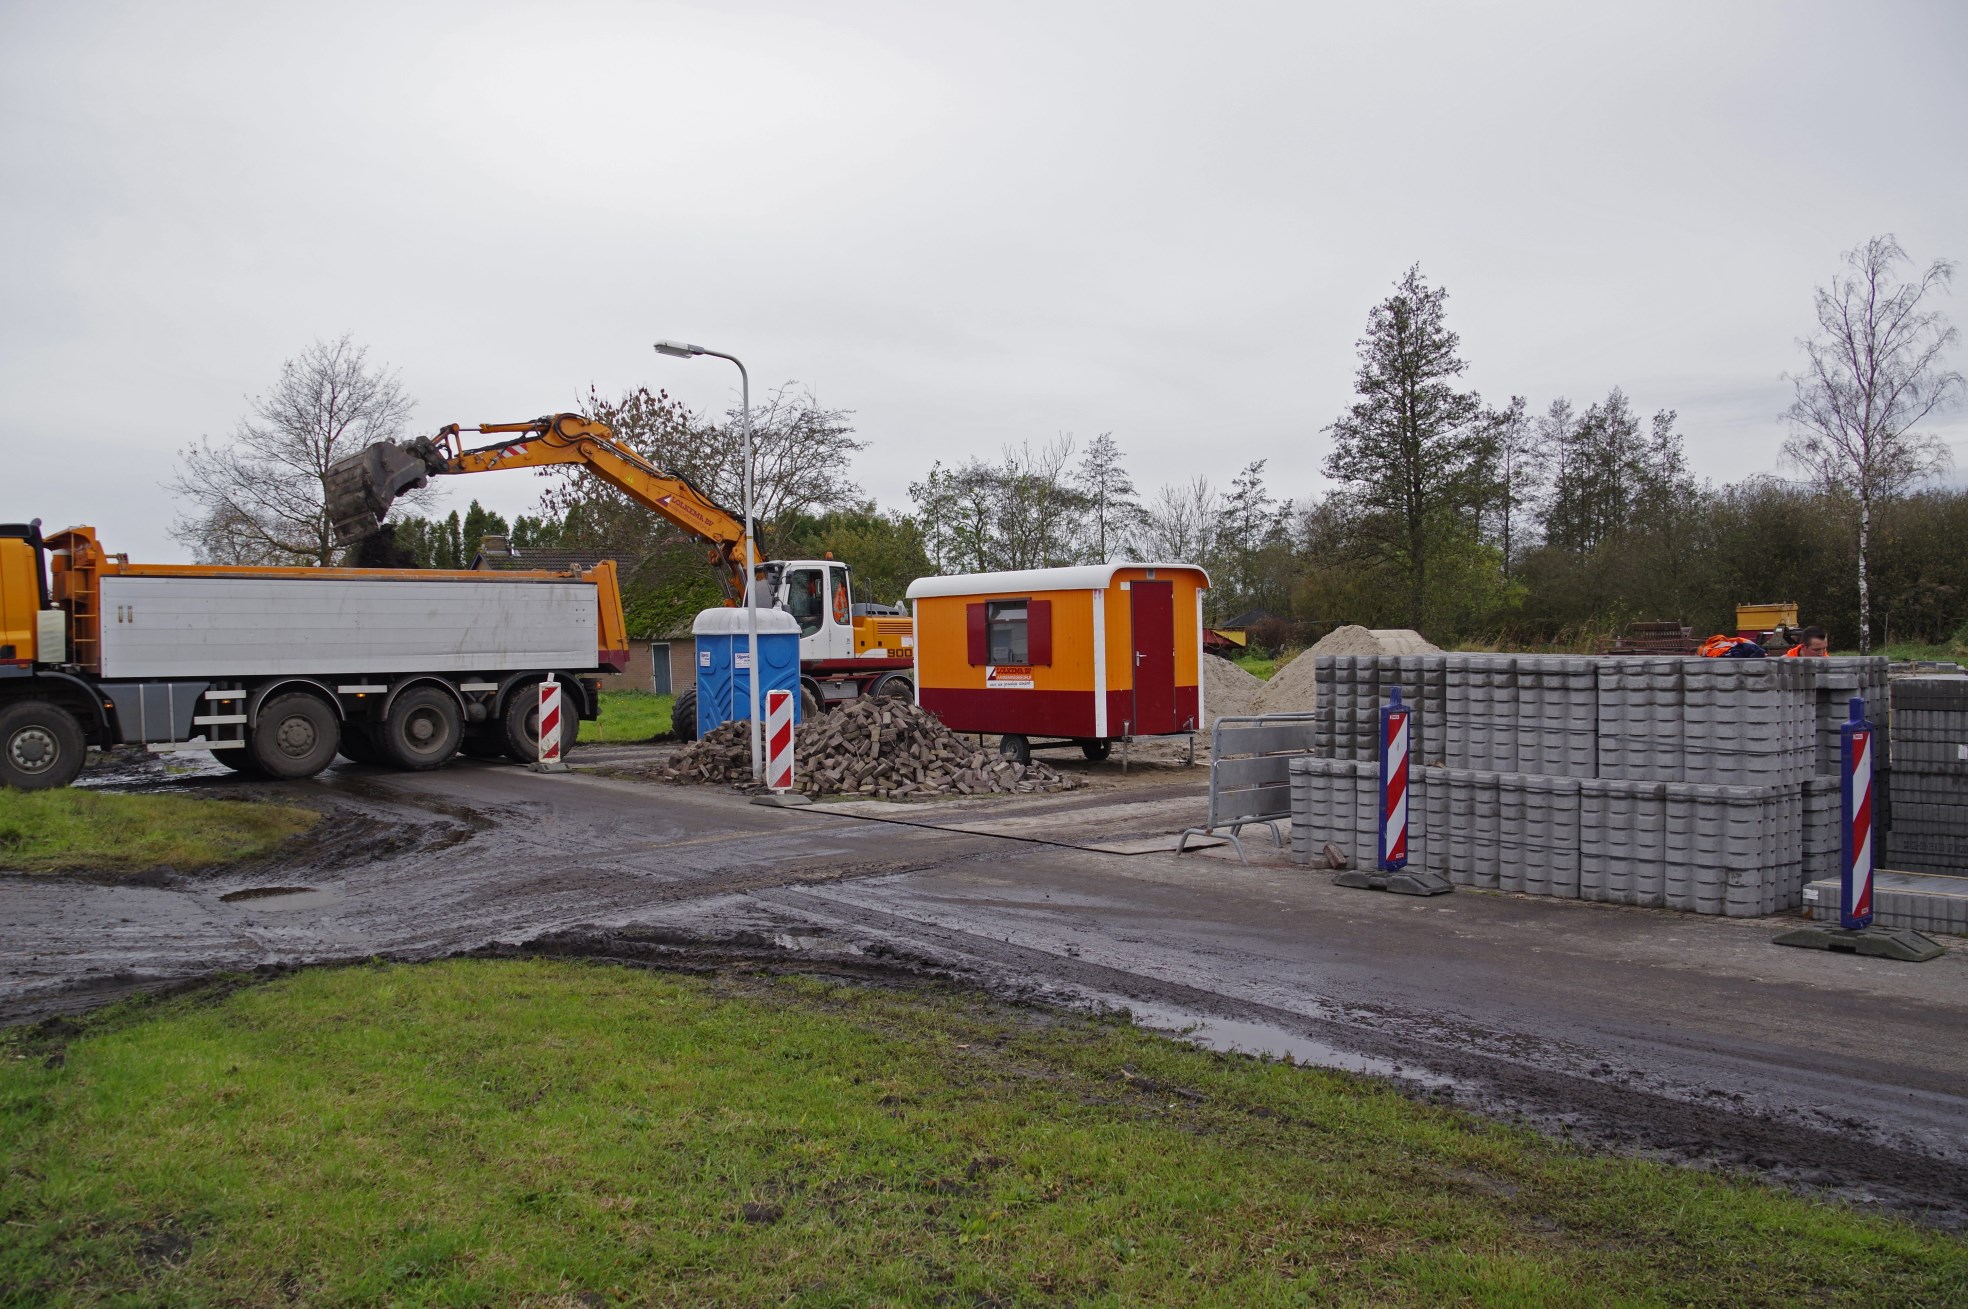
<box><xmin>9</xmin><ymin>747</ymin><xmax>1968</xmax><ymax>1226</ymax></box>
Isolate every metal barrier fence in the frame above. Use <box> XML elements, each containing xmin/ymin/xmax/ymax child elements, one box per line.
<box><xmin>1177</xmin><ymin>713</ymin><xmax>1320</xmax><ymax>864</ymax></box>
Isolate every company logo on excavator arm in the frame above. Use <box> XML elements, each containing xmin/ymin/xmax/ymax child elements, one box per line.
<box><xmin>655</xmin><ymin>494</ymin><xmax>720</xmax><ymax>534</ymax></box>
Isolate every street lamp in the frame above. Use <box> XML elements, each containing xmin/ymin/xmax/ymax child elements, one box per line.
<box><xmin>654</xmin><ymin>339</ymin><xmax>762</xmax><ymax>781</ymax></box>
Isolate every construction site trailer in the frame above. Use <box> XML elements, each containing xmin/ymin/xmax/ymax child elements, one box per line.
<box><xmin>906</xmin><ymin>563</ymin><xmax>1209</xmax><ymax>760</ymax></box>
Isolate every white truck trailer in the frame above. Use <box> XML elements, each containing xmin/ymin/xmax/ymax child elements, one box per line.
<box><xmin>0</xmin><ymin>521</ymin><xmax>628</xmax><ymax>789</ymax></box>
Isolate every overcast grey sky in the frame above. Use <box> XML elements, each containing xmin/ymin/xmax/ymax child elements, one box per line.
<box><xmin>4</xmin><ymin>0</ymin><xmax>1964</xmax><ymax>561</ymax></box>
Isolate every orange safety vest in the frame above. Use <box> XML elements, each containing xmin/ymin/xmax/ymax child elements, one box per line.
<box><xmin>1699</xmin><ymin>634</ymin><xmax>1751</xmax><ymax>658</ymax></box>
<box><xmin>832</xmin><ymin>582</ymin><xmax>849</xmax><ymax>625</ymax></box>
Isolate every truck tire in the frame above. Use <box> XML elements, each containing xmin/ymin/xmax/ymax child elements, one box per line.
<box><xmin>498</xmin><ymin>690</ymin><xmax>541</xmax><ymax>763</ymax></box>
<box><xmin>871</xmin><ymin>672</ymin><xmax>914</xmax><ymax>700</ymax></box>
<box><xmin>382</xmin><ymin>687</ymin><xmax>463</xmax><ymax>771</ymax></box>
<box><xmin>213</xmin><ymin>748</ymin><xmax>268</xmax><ymax>776</ymax></box>
<box><xmin>0</xmin><ymin>700</ymin><xmax>86</xmax><ymax>790</ymax></box>
<box><xmin>338</xmin><ymin>723</ymin><xmax>386</xmax><ymax>765</ymax></box>
<box><xmin>249</xmin><ymin>692</ymin><xmax>340</xmax><ymax>780</ymax></box>
<box><xmin>671</xmin><ymin>688</ymin><xmax>698</xmax><ymax>742</ymax></box>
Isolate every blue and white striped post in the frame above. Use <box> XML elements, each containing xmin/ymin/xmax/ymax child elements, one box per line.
<box><xmin>1840</xmin><ymin>696</ymin><xmax>1875</xmax><ymax>932</ymax></box>
<box><xmin>1378</xmin><ymin>686</ymin><xmax>1411</xmax><ymax>873</ymax></box>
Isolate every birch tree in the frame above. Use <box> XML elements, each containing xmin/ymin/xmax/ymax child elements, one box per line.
<box><xmin>1782</xmin><ymin>235</ymin><xmax>1962</xmax><ymax>652</ymax></box>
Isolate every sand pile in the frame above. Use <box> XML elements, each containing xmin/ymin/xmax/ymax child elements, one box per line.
<box><xmin>658</xmin><ymin>697</ymin><xmax>1084</xmax><ymax>799</ymax></box>
<box><xmin>1369</xmin><ymin>628</ymin><xmax>1442</xmax><ymax>654</ymax></box>
<box><xmin>1202</xmin><ymin>653</ymin><xmax>1264</xmax><ymax>726</ymax></box>
<box><xmin>1246</xmin><ymin>625</ymin><xmax>1442</xmax><ymax>714</ymax></box>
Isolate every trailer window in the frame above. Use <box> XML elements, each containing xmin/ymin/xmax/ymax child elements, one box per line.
<box><xmin>986</xmin><ymin>601</ymin><xmax>1028</xmax><ymax>664</ymax></box>
<box><xmin>784</xmin><ymin>567</ymin><xmax>825</xmax><ymax>637</ymax></box>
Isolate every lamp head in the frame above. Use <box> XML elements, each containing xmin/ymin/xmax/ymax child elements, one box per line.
<box><xmin>653</xmin><ymin>340</ymin><xmax>704</xmax><ymax>359</ymax></box>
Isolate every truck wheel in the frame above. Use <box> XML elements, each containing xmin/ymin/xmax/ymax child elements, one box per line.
<box><xmin>0</xmin><ymin>701</ymin><xmax>86</xmax><ymax>790</ymax></box>
<box><xmin>383</xmin><ymin>687</ymin><xmax>463</xmax><ymax>770</ymax></box>
<box><xmin>998</xmin><ymin>733</ymin><xmax>1031</xmax><ymax>766</ymax></box>
<box><xmin>338</xmin><ymin>723</ymin><xmax>386</xmax><ymax>765</ymax></box>
<box><xmin>213</xmin><ymin>748</ymin><xmax>268</xmax><ymax>776</ymax></box>
<box><xmin>1079</xmin><ymin>739</ymin><xmax>1113</xmax><ymax>762</ymax></box>
<box><xmin>871</xmin><ymin>672</ymin><xmax>914</xmax><ymax>700</ymax></box>
<box><xmin>670</xmin><ymin>688</ymin><xmax>698</xmax><ymax>742</ymax></box>
<box><xmin>498</xmin><ymin>690</ymin><xmax>541</xmax><ymax>763</ymax></box>
<box><xmin>801</xmin><ymin>685</ymin><xmax>822</xmax><ymax>720</ymax></box>
<box><xmin>249</xmin><ymin>693</ymin><xmax>340</xmax><ymax>780</ymax></box>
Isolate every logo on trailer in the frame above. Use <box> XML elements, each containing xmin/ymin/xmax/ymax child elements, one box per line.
<box><xmin>986</xmin><ymin>665</ymin><xmax>1034</xmax><ymax>690</ymax></box>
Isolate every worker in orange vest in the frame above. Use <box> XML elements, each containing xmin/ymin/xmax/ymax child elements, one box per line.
<box><xmin>1784</xmin><ymin>625</ymin><xmax>1830</xmax><ymax>657</ymax></box>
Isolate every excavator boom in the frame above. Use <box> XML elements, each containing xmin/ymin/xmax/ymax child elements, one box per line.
<box><xmin>325</xmin><ymin>413</ymin><xmax>758</xmax><ymax>601</ymax></box>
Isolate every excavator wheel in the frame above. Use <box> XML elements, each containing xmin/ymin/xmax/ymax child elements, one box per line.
<box><xmin>671</xmin><ymin>688</ymin><xmax>698</xmax><ymax>742</ymax></box>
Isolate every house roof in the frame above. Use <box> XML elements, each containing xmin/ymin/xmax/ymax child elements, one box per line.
<box><xmin>472</xmin><ymin>547</ymin><xmax>612</xmax><ymax>573</ymax></box>
<box><xmin>906</xmin><ymin>562</ymin><xmax>1209</xmax><ymax>601</ymax></box>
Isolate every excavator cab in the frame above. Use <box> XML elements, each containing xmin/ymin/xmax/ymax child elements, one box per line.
<box><xmin>776</xmin><ymin>561</ymin><xmax>856</xmax><ymax>662</ymax></box>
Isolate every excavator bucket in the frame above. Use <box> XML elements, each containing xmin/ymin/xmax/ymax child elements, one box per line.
<box><xmin>325</xmin><ymin>440</ymin><xmax>441</xmax><ymax>546</ymax></box>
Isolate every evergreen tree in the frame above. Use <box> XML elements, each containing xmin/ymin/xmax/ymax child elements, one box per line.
<box><xmin>1323</xmin><ymin>266</ymin><xmax>1489</xmax><ymax>626</ymax></box>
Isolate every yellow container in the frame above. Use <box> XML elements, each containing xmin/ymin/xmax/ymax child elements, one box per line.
<box><xmin>1736</xmin><ymin>602</ymin><xmax>1798</xmax><ymax>637</ymax></box>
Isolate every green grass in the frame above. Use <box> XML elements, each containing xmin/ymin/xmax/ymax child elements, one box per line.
<box><xmin>0</xmin><ymin>790</ymin><xmax>318</xmax><ymax>874</ymax></box>
<box><xmin>3</xmin><ymin>962</ymin><xmax>1962</xmax><ymax>1307</ymax></box>
<box><xmin>579</xmin><ymin>690</ymin><xmax>673</xmax><ymax>743</ymax></box>
<box><xmin>1232</xmin><ymin>651</ymin><xmax>1281</xmax><ymax>680</ymax></box>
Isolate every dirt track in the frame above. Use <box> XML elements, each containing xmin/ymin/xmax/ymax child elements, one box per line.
<box><xmin>7</xmin><ymin>744</ymin><xmax>1968</xmax><ymax>1227</ymax></box>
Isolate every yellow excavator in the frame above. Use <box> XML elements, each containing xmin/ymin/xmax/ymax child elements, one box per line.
<box><xmin>325</xmin><ymin>412</ymin><xmax>916</xmax><ymax>738</ymax></box>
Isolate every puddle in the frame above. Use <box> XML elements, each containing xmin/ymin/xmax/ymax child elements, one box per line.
<box><xmin>1118</xmin><ymin>999</ymin><xmax>1462</xmax><ymax>1090</ymax></box>
<box><xmin>218</xmin><ymin>886</ymin><xmax>343</xmax><ymax>912</ymax></box>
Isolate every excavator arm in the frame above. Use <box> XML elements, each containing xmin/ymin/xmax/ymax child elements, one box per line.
<box><xmin>325</xmin><ymin>413</ymin><xmax>759</xmax><ymax>603</ymax></box>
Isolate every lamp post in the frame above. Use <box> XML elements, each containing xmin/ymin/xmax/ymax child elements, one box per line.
<box><xmin>654</xmin><ymin>339</ymin><xmax>762</xmax><ymax>780</ymax></box>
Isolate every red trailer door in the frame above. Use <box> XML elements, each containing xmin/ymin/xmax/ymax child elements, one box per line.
<box><xmin>1129</xmin><ymin>580</ymin><xmax>1177</xmax><ymax>735</ymax></box>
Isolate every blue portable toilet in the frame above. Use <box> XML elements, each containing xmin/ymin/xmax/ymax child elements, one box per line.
<box><xmin>692</xmin><ymin>606</ymin><xmax>804</xmax><ymax>738</ymax></box>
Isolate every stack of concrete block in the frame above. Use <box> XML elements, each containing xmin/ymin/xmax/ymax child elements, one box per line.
<box><xmin>1287</xmin><ymin>757</ymin><xmax>1379</xmax><ymax>868</ymax></box>
<box><xmin>1886</xmin><ymin>676</ymin><xmax>1968</xmax><ymax>875</ymax></box>
<box><xmin>1682</xmin><ymin>660</ymin><xmax>1816</xmax><ymax>787</ymax></box>
<box><xmin>1286</xmin><ymin>653</ymin><xmax>1896</xmax><ymax>918</ymax></box>
<box><xmin>1596</xmin><ymin>658</ymin><xmax>1687</xmax><ymax>782</ymax></box>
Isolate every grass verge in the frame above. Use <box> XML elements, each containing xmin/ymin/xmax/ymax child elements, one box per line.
<box><xmin>0</xmin><ymin>789</ymin><xmax>317</xmax><ymax>874</ymax></box>
<box><xmin>2</xmin><ymin>960</ymin><xmax>1963</xmax><ymax>1306</ymax></box>
<box><xmin>579</xmin><ymin>690</ymin><xmax>673</xmax><ymax>744</ymax></box>
<box><xmin>1232</xmin><ymin>652</ymin><xmax>1280</xmax><ymax>680</ymax></box>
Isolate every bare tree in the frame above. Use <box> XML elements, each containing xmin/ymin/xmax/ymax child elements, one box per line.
<box><xmin>1782</xmin><ymin>235</ymin><xmax>1963</xmax><ymax>652</ymax></box>
<box><xmin>1132</xmin><ymin>476</ymin><xmax>1219</xmax><ymax>564</ymax></box>
<box><xmin>170</xmin><ymin>336</ymin><xmax>418</xmax><ymax>565</ymax></box>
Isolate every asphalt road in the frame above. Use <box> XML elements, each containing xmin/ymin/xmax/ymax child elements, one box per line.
<box><xmin>8</xmin><ymin>752</ymin><xmax>1968</xmax><ymax>1224</ymax></box>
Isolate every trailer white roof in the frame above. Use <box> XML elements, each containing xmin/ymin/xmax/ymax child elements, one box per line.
<box><xmin>905</xmin><ymin>562</ymin><xmax>1209</xmax><ymax>600</ymax></box>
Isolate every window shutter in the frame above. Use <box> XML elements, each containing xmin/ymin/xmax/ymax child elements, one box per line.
<box><xmin>1028</xmin><ymin>599</ymin><xmax>1053</xmax><ymax>665</ymax></box>
<box><xmin>967</xmin><ymin>603</ymin><xmax>988</xmax><ymax>665</ymax></box>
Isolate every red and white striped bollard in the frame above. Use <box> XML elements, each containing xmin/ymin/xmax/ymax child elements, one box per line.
<box><xmin>532</xmin><ymin>677</ymin><xmax>569</xmax><ymax>773</ymax></box>
<box><xmin>764</xmin><ymin>687</ymin><xmax>795</xmax><ymax>792</ymax></box>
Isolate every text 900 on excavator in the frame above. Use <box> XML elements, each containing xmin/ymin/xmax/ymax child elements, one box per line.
<box><xmin>325</xmin><ymin>412</ymin><xmax>918</xmax><ymax>738</ymax></box>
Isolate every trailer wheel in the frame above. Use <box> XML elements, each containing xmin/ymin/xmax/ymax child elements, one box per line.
<box><xmin>383</xmin><ymin>687</ymin><xmax>463</xmax><ymax>770</ymax></box>
<box><xmin>0</xmin><ymin>700</ymin><xmax>85</xmax><ymax>790</ymax></box>
<box><xmin>498</xmin><ymin>690</ymin><xmax>542</xmax><ymax>762</ymax></box>
<box><xmin>998</xmin><ymin>733</ymin><xmax>1031</xmax><ymax>766</ymax></box>
<box><xmin>1079</xmin><ymin>739</ymin><xmax>1113</xmax><ymax>762</ymax></box>
<box><xmin>871</xmin><ymin>672</ymin><xmax>914</xmax><ymax>700</ymax></box>
<box><xmin>670</xmin><ymin>688</ymin><xmax>698</xmax><ymax>742</ymax></box>
<box><xmin>249</xmin><ymin>693</ymin><xmax>340</xmax><ymax>780</ymax></box>
<box><xmin>338</xmin><ymin>723</ymin><xmax>386</xmax><ymax>765</ymax></box>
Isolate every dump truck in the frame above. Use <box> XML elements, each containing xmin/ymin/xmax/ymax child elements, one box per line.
<box><xmin>0</xmin><ymin>519</ymin><xmax>623</xmax><ymax>789</ymax></box>
<box><xmin>325</xmin><ymin>412</ymin><xmax>917</xmax><ymax>738</ymax></box>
